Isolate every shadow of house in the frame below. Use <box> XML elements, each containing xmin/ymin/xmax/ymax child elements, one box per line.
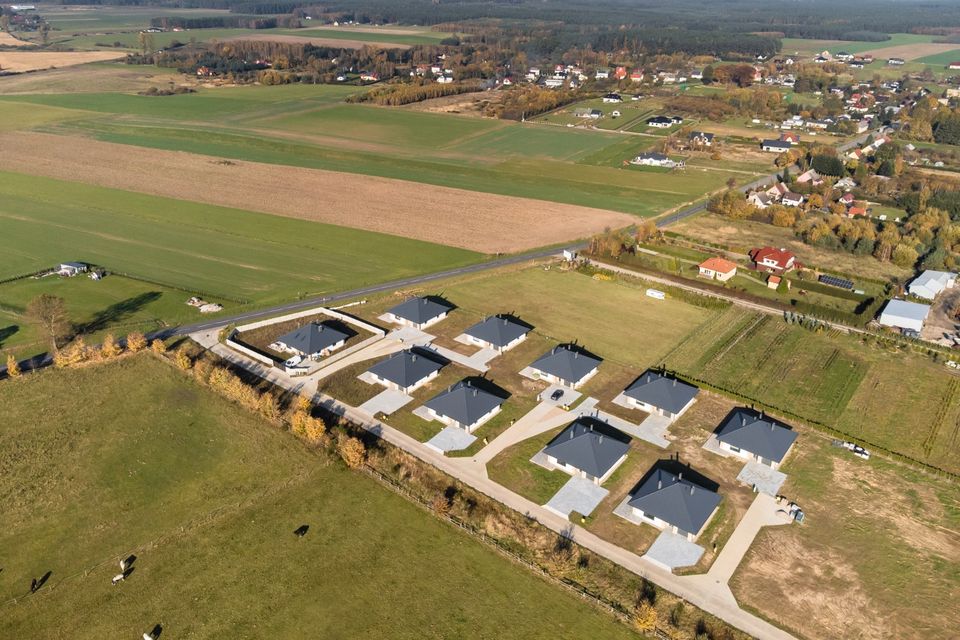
<box><xmin>631</xmin><ymin>456</ymin><xmax>720</xmax><ymax>495</ymax></box>
<box><xmin>78</xmin><ymin>291</ymin><xmax>162</xmax><ymax>335</ymax></box>
<box><xmin>458</xmin><ymin>375</ymin><xmax>511</xmax><ymax>401</ymax></box>
<box><xmin>0</xmin><ymin>324</ymin><xmax>19</xmax><ymax>348</ymax></box>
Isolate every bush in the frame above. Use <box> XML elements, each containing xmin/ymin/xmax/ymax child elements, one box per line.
<box><xmin>337</xmin><ymin>435</ymin><xmax>366</xmax><ymax>469</ymax></box>
<box><xmin>126</xmin><ymin>331</ymin><xmax>147</xmax><ymax>353</ymax></box>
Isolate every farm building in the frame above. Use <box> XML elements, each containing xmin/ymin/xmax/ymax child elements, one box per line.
<box><xmin>528</xmin><ymin>344</ymin><xmax>601</xmax><ymax>388</ymax></box>
<box><xmin>621</xmin><ymin>371</ymin><xmax>699</xmax><ymax>421</ymax></box>
<box><xmin>57</xmin><ymin>262</ymin><xmax>88</xmax><ymax>277</ymax></box>
<box><xmin>907</xmin><ymin>270</ymin><xmax>956</xmax><ymax>301</ymax></box>
<box><xmin>878</xmin><ymin>299</ymin><xmax>931</xmax><ymax>333</ymax></box>
<box><xmin>462</xmin><ymin>314</ymin><xmax>531</xmax><ymax>352</ymax></box>
<box><xmin>715</xmin><ymin>408</ymin><xmax>798</xmax><ymax>469</ymax></box>
<box><xmin>366</xmin><ymin>350</ymin><xmax>445</xmax><ymax>394</ymax></box>
<box><xmin>385</xmin><ymin>296</ymin><xmax>453</xmax><ymax>330</ymax></box>
<box><xmin>697</xmin><ymin>257</ymin><xmax>738</xmax><ymax>281</ymax></box>
<box><xmin>626</xmin><ymin>468</ymin><xmax>721</xmax><ymax>541</ymax></box>
<box><xmin>422</xmin><ymin>380</ymin><xmax>505</xmax><ymax>432</ymax></box>
<box><xmin>270</xmin><ymin>322</ymin><xmax>351</xmax><ymax>359</ymax></box>
<box><xmin>542</xmin><ymin>418</ymin><xmax>630</xmax><ymax>484</ymax></box>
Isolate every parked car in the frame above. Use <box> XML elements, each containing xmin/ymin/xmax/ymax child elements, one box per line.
<box><xmin>550</xmin><ymin>389</ymin><xmax>564</xmax><ymax>401</ymax></box>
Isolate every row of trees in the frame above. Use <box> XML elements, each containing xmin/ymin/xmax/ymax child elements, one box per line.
<box><xmin>347</xmin><ymin>80</ymin><xmax>480</xmax><ymax>106</ymax></box>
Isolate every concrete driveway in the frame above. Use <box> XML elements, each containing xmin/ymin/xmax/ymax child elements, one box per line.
<box><xmin>544</xmin><ymin>476</ymin><xmax>608</xmax><ymax>518</ymax></box>
<box><xmin>737</xmin><ymin>461</ymin><xmax>787</xmax><ymax>496</ymax></box>
<box><xmin>357</xmin><ymin>388</ymin><xmax>413</xmax><ymax>417</ymax></box>
<box><xmin>644</xmin><ymin>531</ymin><xmax>705</xmax><ymax>570</ymax></box>
<box><xmin>425</xmin><ymin>426</ymin><xmax>477</xmax><ymax>453</ymax></box>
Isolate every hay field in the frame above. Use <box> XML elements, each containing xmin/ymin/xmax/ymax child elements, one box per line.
<box><xmin>0</xmin><ymin>31</ymin><xmax>33</xmax><ymax>46</ymax></box>
<box><xmin>0</xmin><ymin>131</ymin><xmax>635</xmax><ymax>254</ymax></box>
<box><xmin>860</xmin><ymin>42</ymin><xmax>960</xmax><ymax>61</ymax></box>
<box><xmin>0</xmin><ymin>51</ymin><xmax>122</xmax><ymax>73</ymax></box>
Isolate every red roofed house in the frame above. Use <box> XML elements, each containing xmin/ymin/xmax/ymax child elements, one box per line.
<box><xmin>780</xmin><ymin>132</ymin><xmax>800</xmax><ymax>145</ymax></box>
<box><xmin>749</xmin><ymin>246</ymin><xmax>797</xmax><ymax>273</ymax></box>
<box><xmin>614</xmin><ymin>66</ymin><xmax>628</xmax><ymax>80</ymax></box>
<box><xmin>847</xmin><ymin>206</ymin><xmax>867</xmax><ymax>217</ymax></box>
<box><xmin>630</xmin><ymin>70</ymin><xmax>644</xmax><ymax>82</ymax></box>
<box><xmin>839</xmin><ymin>192</ymin><xmax>855</xmax><ymax>205</ymax></box>
<box><xmin>949</xmin><ymin>62</ymin><xmax>960</xmax><ymax>70</ymax></box>
<box><xmin>698</xmin><ymin>257</ymin><xmax>738</xmax><ymax>282</ymax></box>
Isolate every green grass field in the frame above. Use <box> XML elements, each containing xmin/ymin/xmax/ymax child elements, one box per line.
<box><xmin>780</xmin><ymin>33</ymin><xmax>937</xmax><ymax>56</ymax></box>
<box><xmin>0</xmin><ymin>273</ymin><xmax>231</xmax><ymax>360</ymax></box>
<box><xmin>915</xmin><ymin>48</ymin><xmax>960</xmax><ymax>66</ymax></box>
<box><xmin>0</xmin><ymin>356</ymin><xmax>641</xmax><ymax>639</ymax></box>
<box><xmin>0</xmin><ymin>171</ymin><xmax>480</xmax><ymax>306</ymax></box>
<box><xmin>0</xmin><ymin>83</ymin><xmax>760</xmax><ymax>217</ymax></box>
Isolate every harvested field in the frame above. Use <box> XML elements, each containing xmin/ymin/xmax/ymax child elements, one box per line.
<box><xmin>859</xmin><ymin>42</ymin><xmax>960</xmax><ymax>61</ymax></box>
<box><xmin>0</xmin><ymin>131</ymin><xmax>635</xmax><ymax>253</ymax></box>
<box><xmin>403</xmin><ymin>90</ymin><xmax>495</xmax><ymax>116</ymax></box>
<box><xmin>0</xmin><ymin>32</ymin><xmax>33</xmax><ymax>47</ymax></box>
<box><xmin>224</xmin><ymin>33</ymin><xmax>411</xmax><ymax>49</ymax></box>
<box><xmin>0</xmin><ymin>64</ymin><xmax>181</xmax><ymax>95</ymax></box>
<box><xmin>0</xmin><ymin>51</ymin><xmax>121</xmax><ymax>73</ymax></box>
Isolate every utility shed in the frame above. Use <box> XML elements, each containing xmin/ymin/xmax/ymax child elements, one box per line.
<box><xmin>878</xmin><ymin>299</ymin><xmax>930</xmax><ymax>333</ymax></box>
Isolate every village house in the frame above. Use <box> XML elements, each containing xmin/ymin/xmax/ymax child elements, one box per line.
<box><xmin>542</xmin><ymin>418</ymin><xmax>631</xmax><ymax>485</ymax></box>
<box><xmin>781</xmin><ymin>192</ymin><xmax>804</xmax><ymax>208</ymax></box>
<box><xmin>462</xmin><ymin>314</ymin><xmax>531</xmax><ymax>353</ymax></box>
<box><xmin>528</xmin><ymin>344</ymin><xmax>601</xmax><ymax>388</ymax></box>
<box><xmin>646</xmin><ymin>115</ymin><xmax>674</xmax><ymax>128</ymax></box>
<box><xmin>384</xmin><ymin>296</ymin><xmax>453</xmax><ymax>330</ymax></box>
<box><xmin>761</xmin><ymin>139</ymin><xmax>792</xmax><ymax>153</ymax></box>
<box><xmin>795</xmin><ymin>169</ymin><xmax>823</xmax><ymax>186</ymax></box>
<box><xmin>688</xmin><ymin>131</ymin><xmax>714</xmax><ymax>147</ymax></box>
<box><xmin>779</xmin><ymin>132</ymin><xmax>801</xmax><ymax>145</ymax></box>
<box><xmin>631</xmin><ymin>152</ymin><xmax>681</xmax><ymax>168</ymax></box>
<box><xmin>366</xmin><ymin>349</ymin><xmax>445</xmax><ymax>394</ymax></box>
<box><xmin>749</xmin><ymin>246</ymin><xmax>797</xmax><ymax>273</ymax></box>
<box><xmin>595</xmin><ymin>68</ymin><xmax>610</xmax><ymax>79</ymax></box>
<box><xmin>626</xmin><ymin>467</ymin><xmax>721</xmax><ymax>541</ymax></box>
<box><xmin>575</xmin><ymin>108</ymin><xmax>603</xmax><ymax>119</ymax></box>
<box><xmin>748</xmin><ymin>192</ymin><xmax>773</xmax><ymax>209</ymax></box>
<box><xmin>270</xmin><ymin>321</ymin><xmax>351</xmax><ymax>359</ymax></box>
<box><xmin>613</xmin><ymin>66</ymin><xmax>628</xmax><ymax>80</ymax></box>
<box><xmin>57</xmin><ymin>262</ymin><xmax>88</xmax><ymax>277</ymax></box>
<box><xmin>422</xmin><ymin>380</ymin><xmax>505</xmax><ymax>432</ymax></box>
<box><xmin>697</xmin><ymin>257</ymin><xmax>738</xmax><ymax>282</ymax></box>
<box><xmin>602</xmin><ymin>92</ymin><xmax>622</xmax><ymax>103</ymax></box>
<box><xmin>620</xmin><ymin>371</ymin><xmax>700</xmax><ymax>421</ymax></box>
<box><xmin>887</xmin><ymin>57</ymin><xmax>905</xmax><ymax>66</ymax></box>
<box><xmin>715</xmin><ymin>409</ymin><xmax>798</xmax><ymax>469</ymax></box>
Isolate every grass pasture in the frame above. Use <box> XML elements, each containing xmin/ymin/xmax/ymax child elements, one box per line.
<box><xmin>0</xmin><ymin>356</ymin><xmax>641</xmax><ymax>640</ymax></box>
<box><xmin>915</xmin><ymin>48</ymin><xmax>960</xmax><ymax>66</ymax></box>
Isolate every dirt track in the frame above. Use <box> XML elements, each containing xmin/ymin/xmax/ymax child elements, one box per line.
<box><xmin>0</xmin><ymin>131</ymin><xmax>636</xmax><ymax>253</ymax></box>
<box><xmin>0</xmin><ymin>51</ymin><xmax>122</xmax><ymax>73</ymax></box>
<box><xmin>223</xmin><ymin>33</ymin><xmax>411</xmax><ymax>50</ymax></box>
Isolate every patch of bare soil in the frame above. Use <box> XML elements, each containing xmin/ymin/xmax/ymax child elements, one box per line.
<box><xmin>0</xmin><ymin>51</ymin><xmax>122</xmax><ymax>73</ymax></box>
<box><xmin>0</xmin><ymin>131</ymin><xmax>636</xmax><ymax>254</ymax></box>
<box><xmin>0</xmin><ymin>32</ymin><xmax>33</xmax><ymax>47</ymax></box>
<box><xmin>403</xmin><ymin>90</ymin><xmax>499</xmax><ymax>117</ymax></box>
<box><xmin>223</xmin><ymin>33</ymin><xmax>410</xmax><ymax>50</ymax></box>
<box><xmin>860</xmin><ymin>43</ymin><xmax>960</xmax><ymax>61</ymax></box>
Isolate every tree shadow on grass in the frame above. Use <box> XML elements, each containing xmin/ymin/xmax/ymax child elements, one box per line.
<box><xmin>77</xmin><ymin>292</ymin><xmax>162</xmax><ymax>335</ymax></box>
<box><xmin>0</xmin><ymin>324</ymin><xmax>19</xmax><ymax>348</ymax></box>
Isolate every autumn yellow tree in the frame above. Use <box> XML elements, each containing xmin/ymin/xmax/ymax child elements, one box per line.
<box><xmin>337</xmin><ymin>435</ymin><xmax>366</xmax><ymax>469</ymax></box>
<box><xmin>54</xmin><ymin>338</ymin><xmax>88</xmax><ymax>368</ymax></box>
<box><xmin>633</xmin><ymin>600</ymin><xmax>658</xmax><ymax>632</ymax></box>
<box><xmin>126</xmin><ymin>331</ymin><xmax>147</xmax><ymax>353</ymax></box>
<box><xmin>174</xmin><ymin>347</ymin><xmax>192</xmax><ymax>370</ymax></box>
<box><xmin>6</xmin><ymin>354</ymin><xmax>21</xmax><ymax>378</ymax></box>
<box><xmin>101</xmin><ymin>334</ymin><xmax>122</xmax><ymax>359</ymax></box>
<box><xmin>150</xmin><ymin>339</ymin><xmax>167</xmax><ymax>355</ymax></box>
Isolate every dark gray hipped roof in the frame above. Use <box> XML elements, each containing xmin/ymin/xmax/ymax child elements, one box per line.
<box><xmin>530</xmin><ymin>345</ymin><xmax>601</xmax><ymax>384</ymax></box>
<box><xmin>638</xmin><ymin>151</ymin><xmax>670</xmax><ymax>162</ymax></box>
<box><xmin>623</xmin><ymin>372</ymin><xmax>699</xmax><ymax>414</ymax></box>
<box><xmin>423</xmin><ymin>380</ymin><xmax>505</xmax><ymax>425</ymax></box>
<box><xmin>543</xmin><ymin>418</ymin><xmax>630</xmax><ymax>478</ymax></box>
<box><xmin>689</xmin><ymin>131</ymin><xmax>714</xmax><ymax>140</ymax></box>
<box><xmin>716</xmin><ymin>409</ymin><xmax>798</xmax><ymax>463</ymax></box>
<box><xmin>762</xmin><ymin>139</ymin><xmax>792</xmax><ymax>149</ymax></box>
<box><xmin>464</xmin><ymin>315</ymin><xmax>531</xmax><ymax>349</ymax></box>
<box><xmin>648</xmin><ymin>115</ymin><xmax>672</xmax><ymax>124</ymax></box>
<box><xmin>388</xmin><ymin>296</ymin><xmax>453</xmax><ymax>325</ymax></box>
<box><xmin>628</xmin><ymin>469</ymin><xmax>721</xmax><ymax>534</ymax></box>
<box><xmin>276</xmin><ymin>322</ymin><xmax>350</xmax><ymax>355</ymax></box>
<box><xmin>367</xmin><ymin>350</ymin><xmax>444</xmax><ymax>388</ymax></box>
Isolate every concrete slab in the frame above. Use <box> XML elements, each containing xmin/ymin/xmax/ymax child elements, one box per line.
<box><xmin>530</xmin><ymin>448</ymin><xmax>554</xmax><ymax>470</ymax></box>
<box><xmin>412</xmin><ymin>405</ymin><xmax>436</xmax><ymax>422</ymax></box>
<box><xmin>702</xmin><ymin>434</ymin><xmax>735</xmax><ymax>458</ymax></box>
<box><xmin>386</xmin><ymin>326</ymin><xmax>434</xmax><ymax>346</ymax></box>
<box><xmin>737</xmin><ymin>461</ymin><xmax>787</xmax><ymax>496</ymax></box>
<box><xmin>423</xmin><ymin>343</ymin><xmax>496</xmax><ymax>372</ymax></box>
<box><xmin>544</xmin><ymin>476</ymin><xmax>608</xmax><ymax>518</ymax></box>
<box><xmin>613</xmin><ymin>494</ymin><xmax>646</xmax><ymax>525</ymax></box>
<box><xmin>356</xmin><ymin>371</ymin><xmax>380</xmax><ymax>385</ymax></box>
<box><xmin>644</xmin><ymin>531</ymin><xmax>705</xmax><ymax>570</ymax></box>
<box><xmin>611</xmin><ymin>392</ymin><xmax>637</xmax><ymax>411</ymax></box>
<box><xmin>357</xmin><ymin>389</ymin><xmax>413</xmax><ymax>417</ymax></box>
<box><xmin>575</xmin><ymin>402</ymin><xmax>670</xmax><ymax>449</ymax></box>
<box><xmin>426</xmin><ymin>426</ymin><xmax>477</xmax><ymax>453</ymax></box>
<box><xmin>539</xmin><ymin>383</ymin><xmax>582</xmax><ymax>407</ymax></box>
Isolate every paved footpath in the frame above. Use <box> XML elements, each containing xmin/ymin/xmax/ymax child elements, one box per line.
<box><xmin>195</xmin><ymin>330</ymin><xmax>797</xmax><ymax>640</ymax></box>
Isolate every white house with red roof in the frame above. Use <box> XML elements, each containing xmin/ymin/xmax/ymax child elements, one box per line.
<box><xmin>749</xmin><ymin>247</ymin><xmax>797</xmax><ymax>273</ymax></box>
<box><xmin>697</xmin><ymin>257</ymin><xmax>738</xmax><ymax>282</ymax></box>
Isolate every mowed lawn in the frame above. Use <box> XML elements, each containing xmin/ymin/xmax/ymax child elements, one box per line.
<box><xmin>0</xmin><ymin>171</ymin><xmax>481</xmax><ymax>304</ymax></box>
<box><xmin>663</xmin><ymin>306</ymin><xmax>960</xmax><ymax>473</ymax></box>
<box><xmin>0</xmin><ymin>357</ymin><xmax>642</xmax><ymax>639</ymax></box>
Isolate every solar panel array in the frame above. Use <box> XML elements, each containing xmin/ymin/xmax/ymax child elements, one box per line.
<box><xmin>818</xmin><ymin>274</ymin><xmax>854</xmax><ymax>290</ymax></box>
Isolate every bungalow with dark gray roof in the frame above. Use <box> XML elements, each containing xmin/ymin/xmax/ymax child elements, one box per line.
<box><xmin>366</xmin><ymin>349</ymin><xmax>445</xmax><ymax>394</ymax></box>
<box><xmin>627</xmin><ymin>468</ymin><xmax>721</xmax><ymax>541</ymax></box>
<box><xmin>622</xmin><ymin>371</ymin><xmax>699</xmax><ymax>421</ymax></box>
<box><xmin>270</xmin><ymin>322</ymin><xmax>351</xmax><ymax>359</ymax></box>
<box><xmin>423</xmin><ymin>380</ymin><xmax>505</xmax><ymax>432</ymax></box>
<box><xmin>715</xmin><ymin>408</ymin><xmax>798</xmax><ymax>469</ymax></box>
<box><xmin>385</xmin><ymin>296</ymin><xmax>453</xmax><ymax>329</ymax></box>
<box><xmin>463</xmin><ymin>314</ymin><xmax>531</xmax><ymax>353</ymax></box>
<box><xmin>528</xmin><ymin>344</ymin><xmax>601</xmax><ymax>388</ymax></box>
<box><xmin>543</xmin><ymin>418</ymin><xmax>630</xmax><ymax>484</ymax></box>
<box><xmin>760</xmin><ymin>139</ymin><xmax>792</xmax><ymax>153</ymax></box>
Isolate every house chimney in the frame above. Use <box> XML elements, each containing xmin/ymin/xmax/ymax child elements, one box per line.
<box><xmin>658</xmin><ymin>479</ymin><xmax>662</xmax><ymax>490</ymax></box>
<box><xmin>411</xmin><ymin>354</ymin><xmax>417</xmax><ymax>362</ymax></box>
<box><xmin>679</xmin><ymin>471</ymin><xmax>683</xmax><ymax>481</ymax></box>
<box><xmin>574</xmin><ymin>351</ymin><xmax>579</xmax><ymax>359</ymax></box>
<box><xmin>646</xmin><ymin>373</ymin><xmax>651</xmax><ymax>383</ymax></box>
<box><xmin>569</xmin><ymin>429</ymin><xmax>574</xmax><ymax>439</ymax></box>
<box><xmin>689</xmin><ymin>485</ymin><xmax>695</xmax><ymax>496</ymax></box>
<box><xmin>741</xmin><ymin>416</ymin><xmax>746</xmax><ymax>427</ymax></box>
<box><xmin>473</xmin><ymin>388</ymin><xmax>478</xmax><ymax>397</ymax></box>
<box><xmin>672</xmin><ymin>379</ymin><xmax>677</xmax><ymax>387</ymax></box>
<box><xmin>598</xmin><ymin>434</ymin><xmax>604</xmax><ymax>444</ymax></box>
